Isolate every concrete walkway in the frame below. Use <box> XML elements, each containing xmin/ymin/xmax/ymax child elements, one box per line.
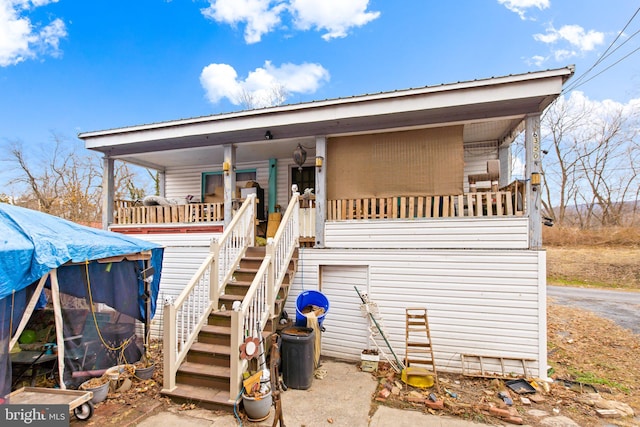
<box><xmin>135</xmin><ymin>360</ymin><xmax>487</xmax><ymax>427</ymax></box>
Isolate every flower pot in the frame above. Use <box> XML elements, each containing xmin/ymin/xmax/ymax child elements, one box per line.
<box><xmin>242</xmin><ymin>390</ymin><xmax>272</xmax><ymax>421</ymax></box>
<box><xmin>135</xmin><ymin>364</ymin><xmax>155</xmax><ymax>380</ymax></box>
<box><xmin>360</xmin><ymin>350</ymin><xmax>379</xmax><ymax>372</ymax></box>
<box><xmin>80</xmin><ymin>379</ymin><xmax>109</xmax><ymax>404</ymax></box>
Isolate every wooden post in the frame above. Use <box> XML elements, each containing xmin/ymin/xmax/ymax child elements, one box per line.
<box><xmin>268</xmin><ymin>158</ymin><xmax>277</xmax><ymax>214</ymax></box>
<box><xmin>229</xmin><ymin>309</ymin><xmax>243</xmax><ymax>401</ymax></box>
<box><xmin>224</xmin><ymin>144</ymin><xmax>236</xmax><ymax>228</ymax></box>
<box><xmin>525</xmin><ymin>113</ymin><xmax>542</xmax><ymax>249</ymax></box>
<box><xmin>163</xmin><ymin>303</ymin><xmax>177</xmax><ymax>391</ymax></box>
<box><xmin>315</xmin><ymin>136</ymin><xmax>327</xmax><ymax>248</ymax></box>
<box><xmin>158</xmin><ymin>170</ymin><xmax>166</xmax><ymax>198</ymax></box>
<box><xmin>102</xmin><ymin>156</ymin><xmax>114</xmax><ymax>230</ymax></box>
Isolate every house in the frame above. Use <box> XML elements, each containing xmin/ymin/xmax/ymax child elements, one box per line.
<box><xmin>79</xmin><ymin>66</ymin><xmax>574</xmax><ymax>409</ymax></box>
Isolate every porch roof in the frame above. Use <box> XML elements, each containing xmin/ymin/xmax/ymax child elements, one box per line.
<box><xmin>79</xmin><ymin>66</ymin><xmax>574</xmax><ymax>170</ymax></box>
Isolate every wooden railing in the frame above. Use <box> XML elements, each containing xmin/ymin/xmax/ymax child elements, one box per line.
<box><xmin>211</xmin><ymin>194</ymin><xmax>256</xmax><ymax>308</ymax></box>
<box><xmin>162</xmin><ymin>251</ymin><xmax>215</xmax><ymax>392</ymax></box>
<box><xmin>229</xmin><ymin>192</ymin><xmax>300</xmax><ymax>400</ymax></box>
<box><xmin>327</xmin><ymin>191</ymin><xmax>523</xmax><ymax>221</ymax></box>
<box><xmin>162</xmin><ymin>195</ymin><xmax>256</xmax><ymax>392</ymax></box>
<box><xmin>113</xmin><ymin>200</ymin><xmax>224</xmax><ymax>225</ymax></box>
<box><xmin>299</xmin><ymin>196</ymin><xmax>315</xmax><ymax>241</ymax></box>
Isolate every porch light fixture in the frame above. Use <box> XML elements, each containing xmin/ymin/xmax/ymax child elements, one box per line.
<box><xmin>222</xmin><ymin>161</ymin><xmax>231</xmax><ymax>174</ymax></box>
<box><xmin>293</xmin><ymin>143</ymin><xmax>307</xmax><ymax>172</ymax></box>
<box><xmin>315</xmin><ymin>155</ymin><xmax>324</xmax><ymax>172</ymax></box>
<box><xmin>530</xmin><ymin>171</ymin><xmax>541</xmax><ymax>186</ymax></box>
<box><xmin>265</xmin><ymin>130</ymin><xmax>273</xmax><ymax>140</ymax></box>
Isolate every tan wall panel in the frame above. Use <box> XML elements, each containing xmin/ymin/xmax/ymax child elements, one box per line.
<box><xmin>327</xmin><ymin>126</ymin><xmax>463</xmax><ymax>199</ymax></box>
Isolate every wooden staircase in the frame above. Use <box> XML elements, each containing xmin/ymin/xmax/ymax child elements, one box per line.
<box><xmin>162</xmin><ymin>246</ymin><xmax>297</xmax><ymax>411</ymax></box>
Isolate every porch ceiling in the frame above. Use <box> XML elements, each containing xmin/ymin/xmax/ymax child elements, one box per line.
<box><xmin>79</xmin><ymin>67</ymin><xmax>573</xmax><ymax>170</ymax></box>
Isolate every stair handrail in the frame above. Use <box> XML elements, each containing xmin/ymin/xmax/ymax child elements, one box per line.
<box><xmin>162</xmin><ymin>252</ymin><xmax>216</xmax><ymax>392</ymax></box>
<box><xmin>270</xmin><ymin>191</ymin><xmax>300</xmax><ymax>286</ymax></box>
<box><xmin>162</xmin><ymin>195</ymin><xmax>256</xmax><ymax>393</ymax></box>
<box><xmin>211</xmin><ymin>194</ymin><xmax>256</xmax><ymax>308</ymax></box>
<box><xmin>229</xmin><ymin>192</ymin><xmax>300</xmax><ymax>400</ymax></box>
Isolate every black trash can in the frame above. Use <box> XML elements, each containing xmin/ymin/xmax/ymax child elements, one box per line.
<box><xmin>280</xmin><ymin>326</ymin><xmax>315</xmax><ymax>390</ymax></box>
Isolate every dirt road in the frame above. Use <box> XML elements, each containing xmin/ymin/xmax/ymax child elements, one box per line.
<box><xmin>548</xmin><ymin>285</ymin><xmax>640</xmax><ymax>334</ymax></box>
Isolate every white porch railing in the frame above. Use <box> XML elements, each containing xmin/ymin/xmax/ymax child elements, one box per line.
<box><xmin>162</xmin><ymin>195</ymin><xmax>256</xmax><ymax>392</ymax></box>
<box><xmin>229</xmin><ymin>192</ymin><xmax>300</xmax><ymax>400</ymax></box>
<box><xmin>211</xmin><ymin>194</ymin><xmax>257</xmax><ymax>308</ymax></box>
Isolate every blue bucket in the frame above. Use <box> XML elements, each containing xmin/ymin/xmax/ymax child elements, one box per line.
<box><xmin>295</xmin><ymin>290</ymin><xmax>329</xmax><ymax>327</ymax></box>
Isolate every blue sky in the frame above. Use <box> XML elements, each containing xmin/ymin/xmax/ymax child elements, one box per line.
<box><xmin>1</xmin><ymin>0</ymin><xmax>639</xmax><ymax>162</ymax></box>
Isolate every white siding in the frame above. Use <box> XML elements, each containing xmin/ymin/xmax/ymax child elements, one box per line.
<box><xmin>319</xmin><ymin>266</ymin><xmax>370</xmax><ymax>359</ymax></box>
<box><xmin>126</xmin><ymin>232</ymin><xmax>221</xmax><ymax>338</ymax></box>
<box><xmin>164</xmin><ymin>161</ymin><xmax>270</xmax><ymax>202</ymax></box>
<box><xmin>325</xmin><ymin>217</ymin><xmax>529</xmax><ymax>249</ymax></box>
<box><xmin>285</xmin><ymin>248</ymin><xmax>546</xmax><ymax>377</ymax></box>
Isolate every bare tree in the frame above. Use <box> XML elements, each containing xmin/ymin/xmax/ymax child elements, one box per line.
<box><xmin>574</xmin><ymin>105</ymin><xmax>639</xmax><ymax>226</ymax></box>
<box><xmin>234</xmin><ymin>84</ymin><xmax>290</xmax><ymax>110</ymax></box>
<box><xmin>5</xmin><ymin>136</ymin><xmax>102</xmax><ymax>223</ymax></box>
<box><xmin>3</xmin><ymin>133</ymin><xmax>156</xmax><ymax>223</ymax></box>
<box><xmin>541</xmin><ymin>96</ymin><xmax>591</xmax><ymax>225</ymax></box>
<box><xmin>541</xmin><ymin>93</ymin><xmax>640</xmax><ymax>228</ymax></box>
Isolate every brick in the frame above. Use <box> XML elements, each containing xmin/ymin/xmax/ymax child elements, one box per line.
<box><xmin>424</xmin><ymin>400</ymin><xmax>444</xmax><ymax>410</ymax></box>
<box><xmin>504</xmin><ymin>416</ymin><xmax>524</xmax><ymax>425</ymax></box>
<box><xmin>378</xmin><ymin>388</ymin><xmax>391</xmax><ymax>399</ymax></box>
<box><xmin>406</xmin><ymin>396</ymin><xmax>425</xmax><ymax>404</ymax></box>
<box><xmin>489</xmin><ymin>407</ymin><xmax>511</xmax><ymax>418</ymax></box>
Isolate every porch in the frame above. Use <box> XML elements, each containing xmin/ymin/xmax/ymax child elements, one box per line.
<box><xmin>112</xmin><ymin>187</ymin><xmax>525</xmax><ymax>226</ymax></box>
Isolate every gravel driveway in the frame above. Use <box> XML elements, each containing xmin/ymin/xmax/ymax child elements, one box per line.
<box><xmin>548</xmin><ymin>285</ymin><xmax>640</xmax><ymax>335</ymax></box>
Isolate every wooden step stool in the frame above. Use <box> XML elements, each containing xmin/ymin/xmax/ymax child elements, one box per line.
<box><xmin>405</xmin><ymin>308</ymin><xmax>439</xmax><ymax>391</ymax></box>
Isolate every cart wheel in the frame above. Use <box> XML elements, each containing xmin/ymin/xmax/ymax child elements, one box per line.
<box><xmin>74</xmin><ymin>402</ymin><xmax>94</xmax><ymax>421</ymax></box>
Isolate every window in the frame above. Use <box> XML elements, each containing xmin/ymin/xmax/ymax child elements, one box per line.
<box><xmin>201</xmin><ymin>169</ymin><xmax>257</xmax><ymax>200</ymax></box>
<box><xmin>291</xmin><ymin>166</ymin><xmax>315</xmax><ymax>193</ymax></box>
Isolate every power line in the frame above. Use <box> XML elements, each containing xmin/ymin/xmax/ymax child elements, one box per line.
<box><xmin>568</xmin><ymin>45</ymin><xmax>640</xmax><ymax>92</ymax></box>
<box><xmin>562</xmin><ymin>6</ymin><xmax>640</xmax><ymax>94</ymax></box>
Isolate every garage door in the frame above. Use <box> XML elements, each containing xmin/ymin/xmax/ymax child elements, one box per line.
<box><xmin>320</xmin><ymin>265</ymin><xmax>369</xmax><ymax>360</ymax></box>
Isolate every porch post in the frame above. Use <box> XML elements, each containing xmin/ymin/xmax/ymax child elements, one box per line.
<box><xmin>158</xmin><ymin>170</ymin><xmax>166</xmax><ymax>197</ymax></box>
<box><xmin>102</xmin><ymin>156</ymin><xmax>114</xmax><ymax>230</ymax></box>
<box><xmin>315</xmin><ymin>136</ymin><xmax>327</xmax><ymax>248</ymax></box>
<box><xmin>223</xmin><ymin>144</ymin><xmax>236</xmax><ymax>228</ymax></box>
<box><xmin>268</xmin><ymin>158</ymin><xmax>277</xmax><ymax>213</ymax></box>
<box><xmin>525</xmin><ymin>113</ymin><xmax>542</xmax><ymax>249</ymax></box>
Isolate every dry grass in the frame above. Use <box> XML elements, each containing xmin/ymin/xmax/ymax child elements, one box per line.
<box><xmin>547</xmin><ymin>302</ymin><xmax>640</xmax><ymax>422</ymax></box>
<box><xmin>544</xmin><ymin>226</ymin><xmax>640</xmax><ymax>291</ymax></box>
<box><xmin>543</xmin><ymin>226</ymin><xmax>640</xmax><ymax>248</ymax></box>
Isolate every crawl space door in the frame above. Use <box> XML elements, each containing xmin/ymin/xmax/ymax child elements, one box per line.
<box><xmin>320</xmin><ymin>265</ymin><xmax>370</xmax><ymax>360</ymax></box>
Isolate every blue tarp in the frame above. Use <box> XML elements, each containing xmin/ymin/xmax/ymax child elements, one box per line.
<box><xmin>0</xmin><ymin>203</ymin><xmax>164</xmax><ymax>321</ymax></box>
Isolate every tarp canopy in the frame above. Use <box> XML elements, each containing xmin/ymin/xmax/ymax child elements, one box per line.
<box><xmin>0</xmin><ymin>203</ymin><xmax>164</xmax><ymax>396</ymax></box>
<box><xmin>0</xmin><ymin>203</ymin><xmax>163</xmax><ymax>314</ymax></box>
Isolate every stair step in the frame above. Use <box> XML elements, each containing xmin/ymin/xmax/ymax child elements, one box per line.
<box><xmin>208</xmin><ymin>311</ymin><xmax>231</xmax><ymax>327</ymax></box>
<box><xmin>198</xmin><ymin>324</ymin><xmax>231</xmax><ymax>346</ymax></box>
<box><xmin>179</xmin><ymin>362</ymin><xmax>230</xmax><ymax>378</ymax></box>
<box><xmin>162</xmin><ymin>383</ymin><xmax>233</xmax><ymax>412</ymax></box>
<box><xmin>190</xmin><ymin>342</ymin><xmax>231</xmax><ymax>356</ymax></box>
<box><xmin>177</xmin><ymin>362</ymin><xmax>231</xmax><ymax>389</ymax></box>
<box><xmin>187</xmin><ymin>342</ymin><xmax>231</xmax><ymax>366</ymax></box>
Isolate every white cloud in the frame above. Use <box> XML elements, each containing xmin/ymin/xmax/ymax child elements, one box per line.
<box><xmin>201</xmin><ymin>0</ymin><xmax>286</xmax><ymax>44</ymax></box>
<box><xmin>534</xmin><ymin>24</ymin><xmax>604</xmax><ymax>61</ymax></box>
<box><xmin>289</xmin><ymin>0</ymin><xmax>380</xmax><ymax>41</ymax></box>
<box><xmin>0</xmin><ymin>0</ymin><xmax>66</xmax><ymax>67</ymax></box>
<box><xmin>535</xmin><ymin>24</ymin><xmax>604</xmax><ymax>52</ymax></box>
<box><xmin>526</xmin><ymin>54</ymin><xmax>547</xmax><ymax>67</ymax></box>
<box><xmin>201</xmin><ymin>0</ymin><xmax>379</xmax><ymax>43</ymax></box>
<box><xmin>200</xmin><ymin>60</ymin><xmax>330</xmax><ymax>108</ymax></box>
<box><xmin>498</xmin><ymin>0</ymin><xmax>549</xmax><ymax>20</ymax></box>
